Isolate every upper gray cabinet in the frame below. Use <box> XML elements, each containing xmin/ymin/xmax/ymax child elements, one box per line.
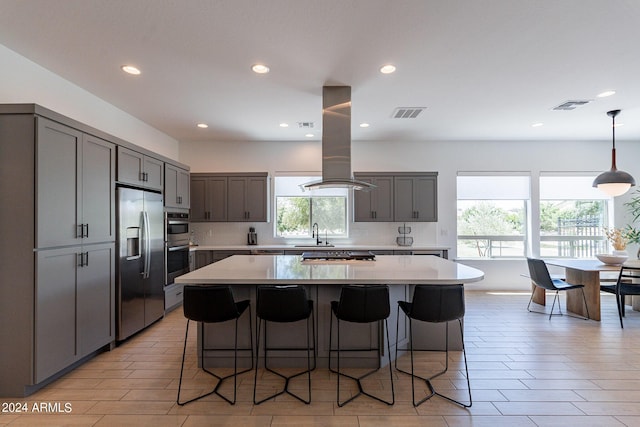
<box><xmin>228</xmin><ymin>175</ymin><xmax>267</xmax><ymax>222</ymax></box>
<box><xmin>353</xmin><ymin>172</ymin><xmax>438</xmax><ymax>222</ymax></box>
<box><xmin>165</xmin><ymin>163</ymin><xmax>190</xmax><ymax>209</ymax></box>
<box><xmin>36</xmin><ymin>118</ymin><xmax>115</xmax><ymax>248</ymax></box>
<box><xmin>394</xmin><ymin>173</ymin><xmax>438</xmax><ymax>222</ymax></box>
<box><xmin>190</xmin><ymin>173</ymin><xmax>268</xmax><ymax>222</ymax></box>
<box><xmin>190</xmin><ymin>175</ymin><xmax>227</xmax><ymax>221</ymax></box>
<box><xmin>353</xmin><ymin>174</ymin><xmax>394</xmax><ymax>222</ymax></box>
<box><xmin>117</xmin><ymin>146</ymin><xmax>163</xmax><ymax>191</ymax></box>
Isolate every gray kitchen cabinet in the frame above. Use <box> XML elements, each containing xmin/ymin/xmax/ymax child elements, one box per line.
<box><xmin>1</xmin><ymin>104</ymin><xmax>186</xmax><ymax>397</ymax></box>
<box><xmin>190</xmin><ymin>175</ymin><xmax>227</xmax><ymax>221</ymax></box>
<box><xmin>195</xmin><ymin>250</ymin><xmax>213</xmax><ymax>268</ymax></box>
<box><xmin>353</xmin><ymin>174</ymin><xmax>394</xmax><ymax>222</ymax></box>
<box><xmin>191</xmin><ymin>173</ymin><xmax>267</xmax><ymax>222</ymax></box>
<box><xmin>164</xmin><ymin>283</ymin><xmax>184</xmax><ymax>313</ymax></box>
<box><xmin>36</xmin><ymin>118</ymin><xmax>115</xmax><ymax>248</ymax></box>
<box><xmin>227</xmin><ymin>174</ymin><xmax>267</xmax><ymax>221</ymax></box>
<box><xmin>35</xmin><ymin>243</ymin><xmax>115</xmax><ymax>382</ymax></box>
<box><xmin>394</xmin><ymin>173</ymin><xmax>438</xmax><ymax>222</ymax></box>
<box><xmin>117</xmin><ymin>146</ymin><xmax>164</xmax><ymax>191</ymax></box>
<box><xmin>76</xmin><ymin>243</ymin><xmax>115</xmax><ymax>356</ymax></box>
<box><xmin>165</xmin><ymin>163</ymin><xmax>190</xmax><ymax>209</ymax></box>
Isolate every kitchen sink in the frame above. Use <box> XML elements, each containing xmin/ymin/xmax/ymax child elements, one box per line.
<box><xmin>294</xmin><ymin>244</ymin><xmax>335</xmax><ymax>248</ymax></box>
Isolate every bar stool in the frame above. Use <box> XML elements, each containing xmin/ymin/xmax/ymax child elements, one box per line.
<box><xmin>253</xmin><ymin>285</ymin><xmax>316</xmax><ymax>404</ymax></box>
<box><xmin>395</xmin><ymin>284</ymin><xmax>472</xmax><ymax>407</ymax></box>
<box><xmin>329</xmin><ymin>285</ymin><xmax>394</xmax><ymax>406</ymax></box>
<box><xmin>177</xmin><ymin>285</ymin><xmax>253</xmax><ymax>405</ymax></box>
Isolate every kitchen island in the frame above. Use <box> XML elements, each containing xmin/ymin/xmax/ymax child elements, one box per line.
<box><xmin>175</xmin><ymin>254</ymin><xmax>484</xmax><ymax>368</ymax></box>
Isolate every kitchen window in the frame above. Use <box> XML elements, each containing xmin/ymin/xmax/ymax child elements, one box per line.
<box><xmin>274</xmin><ymin>175</ymin><xmax>348</xmax><ymax>238</ymax></box>
<box><xmin>539</xmin><ymin>173</ymin><xmax>611</xmax><ymax>258</ymax></box>
<box><xmin>457</xmin><ymin>173</ymin><xmax>530</xmax><ymax>258</ymax></box>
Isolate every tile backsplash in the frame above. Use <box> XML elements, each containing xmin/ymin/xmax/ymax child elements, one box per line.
<box><xmin>190</xmin><ymin>221</ymin><xmax>439</xmax><ymax>247</ymax></box>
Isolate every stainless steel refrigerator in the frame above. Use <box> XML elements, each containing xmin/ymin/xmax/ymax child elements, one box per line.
<box><xmin>116</xmin><ymin>186</ymin><xmax>165</xmax><ymax>341</ymax></box>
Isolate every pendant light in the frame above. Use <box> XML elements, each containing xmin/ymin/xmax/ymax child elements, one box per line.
<box><xmin>592</xmin><ymin>109</ymin><xmax>635</xmax><ymax>197</ymax></box>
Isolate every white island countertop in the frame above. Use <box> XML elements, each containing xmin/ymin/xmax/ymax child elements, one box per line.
<box><xmin>189</xmin><ymin>244</ymin><xmax>450</xmax><ymax>252</ymax></box>
<box><xmin>176</xmin><ymin>255</ymin><xmax>483</xmax><ymax>285</ymax></box>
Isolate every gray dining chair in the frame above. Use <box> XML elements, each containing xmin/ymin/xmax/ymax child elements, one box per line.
<box><xmin>526</xmin><ymin>258</ymin><xmax>589</xmax><ymax>320</ymax></box>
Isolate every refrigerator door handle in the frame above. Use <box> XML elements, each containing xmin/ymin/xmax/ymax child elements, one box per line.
<box><xmin>142</xmin><ymin>211</ymin><xmax>151</xmax><ymax>279</ymax></box>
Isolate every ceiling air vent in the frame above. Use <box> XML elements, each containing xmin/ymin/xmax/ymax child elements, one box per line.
<box><xmin>297</xmin><ymin>122</ymin><xmax>315</xmax><ymax>128</ymax></box>
<box><xmin>392</xmin><ymin>107</ymin><xmax>426</xmax><ymax>118</ymax></box>
<box><xmin>552</xmin><ymin>100</ymin><xmax>592</xmax><ymax>111</ymax></box>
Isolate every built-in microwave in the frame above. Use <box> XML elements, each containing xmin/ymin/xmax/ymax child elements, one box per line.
<box><xmin>166</xmin><ymin>211</ymin><xmax>190</xmax><ymax>245</ymax></box>
<box><xmin>165</xmin><ymin>211</ymin><xmax>190</xmax><ymax>286</ymax></box>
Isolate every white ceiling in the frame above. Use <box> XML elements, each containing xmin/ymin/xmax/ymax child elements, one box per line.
<box><xmin>1</xmin><ymin>0</ymin><xmax>640</xmax><ymax>143</ymax></box>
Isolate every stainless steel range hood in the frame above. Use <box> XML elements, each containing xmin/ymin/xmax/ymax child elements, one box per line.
<box><xmin>303</xmin><ymin>86</ymin><xmax>375</xmax><ymax>191</ymax></box>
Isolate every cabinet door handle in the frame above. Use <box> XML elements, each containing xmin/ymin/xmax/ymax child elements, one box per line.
<box><xmin>77</xmin><ymin>252</ymin><xmax>89</xmax><ymax>267</ymax></box>
<box><xmin>77</xmin><ymin>224</ymin><xmax>84</xmax><ymax>238</ymax></box>
<box><xmin>84</xmin><ymin>223</ymin><xmax>89</xmax><ymax>238</ymax></box>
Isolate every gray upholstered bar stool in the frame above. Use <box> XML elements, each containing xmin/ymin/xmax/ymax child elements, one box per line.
<box><xmin>253</xmin><ymin>285</ymin><xmax>316</xmax><ymax>404</ymax></box>
<box><xmin>395</xmin><ymin>284</ymin><xmax>472</xmax><ymax>407</ymax></box>
<box><xmin>329</xmin><ymin>285</ymin><xmax>394</xmax><ymax>406</ymax></box>
<box><xmin>177</xmin><ymin>285</ymin><xmax>253</xmax><ymax>405</ymax></box>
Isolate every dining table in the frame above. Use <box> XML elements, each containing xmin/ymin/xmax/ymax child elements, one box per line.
<box><xmin>542</xmin><ymin>259</ymin><xmax>632</xmax><ymax>321</ymax></box>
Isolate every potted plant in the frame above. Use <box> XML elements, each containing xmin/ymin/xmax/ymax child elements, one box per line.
<box><xmin>604</xmin><ymin>227</ymin><xmax>628</xmax><ymax>255</ymax></box>
<box><xmin>624</xmin><ymin>189</ymin><xmax>640</xmax><ymax>258</ymax></box>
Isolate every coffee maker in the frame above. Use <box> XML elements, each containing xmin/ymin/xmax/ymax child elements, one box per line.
<box><xmin>247</xmin><ymin>227</ymin><xmax>258</xmax><ymax>245</ymax></box>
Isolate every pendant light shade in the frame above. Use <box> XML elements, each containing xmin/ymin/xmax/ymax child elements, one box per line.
<box><xmin>593</xmin><ymin>109</ymin><xmax>635</xmax><ymax>197</ymax></box>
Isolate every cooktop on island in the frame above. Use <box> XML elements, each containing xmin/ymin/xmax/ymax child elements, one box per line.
<box><xmin>301</xmin><ymin>251</ymin><xmax>376</xmax><ymax>261</ymax></box>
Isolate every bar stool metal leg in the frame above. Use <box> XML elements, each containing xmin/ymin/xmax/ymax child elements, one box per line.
<box><xmin>253</xmin><ymin>309</ymin><xmax>316</xmax><ymax>405</ymax></box>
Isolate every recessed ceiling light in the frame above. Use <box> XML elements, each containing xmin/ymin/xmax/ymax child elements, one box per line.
<box><xmin>359</xmin><ymin>123</ymin><xmax>370</xmax><ymax>128</ymax></box>
<box><xmin>196</xmin><ymin>123</ymin><xmax>208</xmax><ymax>128</ymax></box>
<box><xmin>121</xmin><ymin>65</ymin><xmax>141</xmax><ymax>75</ymax></box>
<box><xmin>279</xmin><ymin>123</ymin><xmax>289</xmax><ymax>128</ymax></box>
<box><xmin>252</xmin><ymin>64</ymin><xmax>270</xmax><ymax>74</ymax></box>
<box><xmin>380</xmin><ymin>64</ymin><xmax>396</xmax><ymax>74</ymax></box>
<box><xmin>597</xmin><ymin>90</ymin><xmax>616</xmax><ymax>98</ymax></box>
<box><xmin>305</xmin><ymin>133</ymin><xmax>314</xmax><ymax>138</ymax></box>
<box><xmin>531</xmin><ymin>122</ymin><xmax>544</xmax><ymax>127</ymax></box>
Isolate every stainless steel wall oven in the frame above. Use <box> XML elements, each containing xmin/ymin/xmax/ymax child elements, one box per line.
<box><xmin>165</xmin><ymin>211</ymin><xmax>190</xmax><ymax>285</ymax></box>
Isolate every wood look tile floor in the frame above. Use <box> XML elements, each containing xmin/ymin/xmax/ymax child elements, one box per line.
<box><xmin>3</xmin><ymin>291</ymin><xmax>640</xmax><ymax>426</ymax></box>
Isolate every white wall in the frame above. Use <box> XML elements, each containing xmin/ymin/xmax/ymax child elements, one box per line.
<box><xmin>0</xmin><ymin>44</ymin><xmax>179</xmax><ymax>160</ymax></box>
<box><xmin>181</xmin><ymin>137</ymin><xmax>640</xmax><ymax>290</ymax></box>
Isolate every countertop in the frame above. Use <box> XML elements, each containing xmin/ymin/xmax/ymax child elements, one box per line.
<box><xmin>189</xmin><ymin>244</ymin><xmax>449</xmax><ymax>252</ymax></box>
<box><xmin>176</xmin><ymin>254</ymin><xmax>483</xmax><ymax>285</ymax></box>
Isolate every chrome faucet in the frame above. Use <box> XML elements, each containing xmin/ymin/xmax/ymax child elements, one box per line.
<box><xmin>312</xmin><ymin>222</ymin><xmax>321</xmax><ymax>245</ymax></box>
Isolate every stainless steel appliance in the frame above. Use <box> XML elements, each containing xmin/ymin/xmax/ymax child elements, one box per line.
<box><xmin>165</xmin><ymin>211</ymin><xmax>190</xmax><ymax>285</ymax></box>
<box><xmin>117</xmin><ymin>186</ymin><xmax>165</xmax><ymax>341</ymax></box>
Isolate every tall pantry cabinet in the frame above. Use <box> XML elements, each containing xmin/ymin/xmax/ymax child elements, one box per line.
<box><xmin>0</xmin><ymin>105</ymin><xmax>116</xmax><ymax>396</ymax></box>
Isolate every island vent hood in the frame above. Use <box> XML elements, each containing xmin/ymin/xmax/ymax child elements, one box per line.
<box><xmin>303</xmin><ymin>86</ymin><xmax>375</xmax><ymax>191</ymax></box>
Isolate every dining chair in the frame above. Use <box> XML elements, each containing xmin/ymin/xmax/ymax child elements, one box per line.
<box><xmin>600</xmin><ymin>265</ymin><xmax>640</xmax><ymax>328</ymax></box>
<box><xmin>526</xmin><ymin>257</ymin><xmax>590</xmax><ymax>320</ymax></box>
